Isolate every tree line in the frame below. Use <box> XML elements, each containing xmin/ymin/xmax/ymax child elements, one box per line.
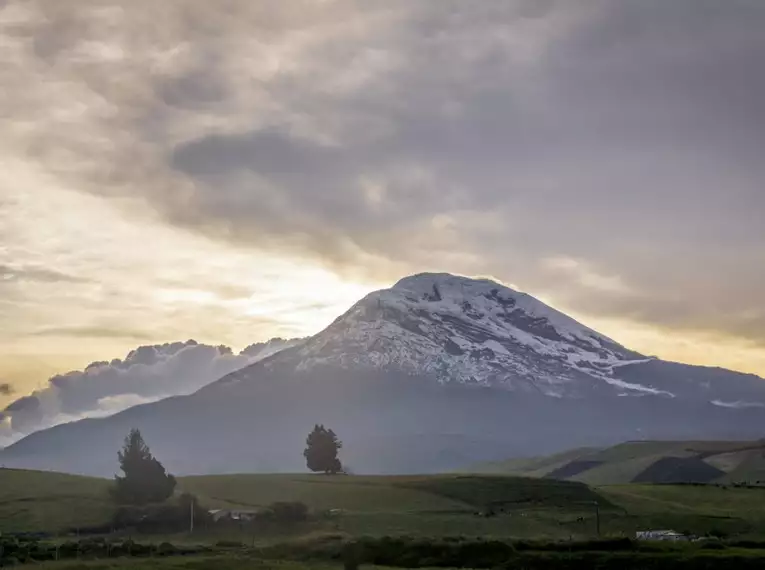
<box><xmin>113</xmin><ymin>424</ymin><xmax>343</xmax><ymax>506</ymax></box>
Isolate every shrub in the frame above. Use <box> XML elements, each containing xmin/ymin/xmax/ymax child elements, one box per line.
<box><xmin>700</xmin><ymin>539</ymin><xmax>727</xmax><ymax>550</ymax></box>
<box><xmin>342</xmin><ymin>542</ymin><xmax>363</xmax><ymax>570</ymax></box>
<box><xmin>157</xmin><ymin>542</ymin><xmax>177</xmax><ymax>556</ymax></box>
<box><xmin>111</xmin><ymin>494</ymin><xmax>211</xmax><ymax>533</ymax></box>
<box><xmin>258</xmin><ymin>501</ymin><xmax>309</xmax><ymax>524</ymax></box>
<box><xmin>215</xmin><ymin>540</ymin><xmax>245</xmax><ymax>549</ymax></box>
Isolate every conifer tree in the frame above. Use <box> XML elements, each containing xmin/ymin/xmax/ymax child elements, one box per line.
<box><xmin>303</xmin><ymin>424</ymin><xmax>342</xmax><ymax>474</ymax></box>
<box><xmin>112</xmin><ymin>428</ymin><xmax>176</xmax><ymax>504</ymax></box>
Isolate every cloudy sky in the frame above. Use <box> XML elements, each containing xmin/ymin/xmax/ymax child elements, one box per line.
<box><xmin>2</xmin><ymin>1</ymin><xmax>765</xmax><ymax>428</ymax></box>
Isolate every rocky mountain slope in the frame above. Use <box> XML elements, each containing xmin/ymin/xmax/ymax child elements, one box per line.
<box><xmin>2</xmin><ymin>273</ymin><xmax>764</xmax><ymax>476</ymax></box>
<box><xmin>223</xmin><ymin>273</ymin><xmax>765</xmax><ymax>404</ymax></box>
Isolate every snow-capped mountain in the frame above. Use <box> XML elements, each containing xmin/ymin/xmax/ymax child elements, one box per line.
<box><xmin>241</xmin><ymin>337</ymin><xmax>305</xmax><ymax>361</ymax></box>
<box><xmin>2</xmin><ymin>272</ymin><xmax>765</xmax><ymax>476</ymax></box>
<box><xmin>241</xmin><ymin>273</ymin><xmax>760</xmax><ymax>404</ymax></box>
<box><xmin>281</xmin><ymin>273</ymin><xmax>652</xmax><ymax>397</ymax></box>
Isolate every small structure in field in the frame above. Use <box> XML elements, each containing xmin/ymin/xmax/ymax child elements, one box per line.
<box><xmin>636</xmin><ymin>530</ymin><xmax>690</xmax><ymax>542</ymax></box>
<box><xmin>208</xmin><ymin>509</ymin><xmax>259</xmax><ymax>523</ymax></box>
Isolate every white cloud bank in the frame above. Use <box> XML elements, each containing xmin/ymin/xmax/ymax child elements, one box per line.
<box><xmin>0</xmin><ymin>337</ymin><xmax>301</xmax><ymax>447</ymax></box>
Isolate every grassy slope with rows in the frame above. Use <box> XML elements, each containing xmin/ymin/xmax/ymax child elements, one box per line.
<box><xmin>468</xmin><ymin>440</ymin><xmax>765</xmax><ymax>486</ymax></box>
<box><xmin>0</xmin><ymin>469</ymin><xmax>614</xmax><ymax>539</ymax></box>
<box><xmin>599</xmin><ymin>484</ymin><xmax>765</xmax><ymax>537</ymax></box>
<box><xmin>178</xmin><ymin>473</ymin><xmax>614</xmax><ymax>540</ymax></box>
<box><xmin>0</xmin><ymin>468</ymin><xmax>113</xmax><ymax>533</ymax></box>
<box><xmin>463</xmin><ymin>447</ymin><xmax>601</xmax><ymax>478</ymax></box>
<box><xmin>178</xmin><ymin>473</ymin><xmax>606</xmax><ymax>511</ymax></box>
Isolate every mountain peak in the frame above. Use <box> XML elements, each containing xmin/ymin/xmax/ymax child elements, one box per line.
<box><xmin>392</xmin><ymin>272</ymin><xmax>517</xmax><ymax>298</ymax></box>
<box><xmin>5</xmin><ymin>272</ymin><xmax>765</xmax><ymax>478</ymax></box>
<box><xmin>269</xmin><ymin>272</ymin><xmax>650</xmax><ymax>396</ymax></box>
<box><xmin>388</xmin><ymin>272</ymin><xmax>619</xmax><ymax>350</ymax></box>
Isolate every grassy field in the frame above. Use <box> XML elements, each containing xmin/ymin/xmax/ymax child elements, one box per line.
<box><xmin>0</xmin><ymin>468</ymin><xmax>113</xmax><ymax>533</ymax></box>
<box><xmin>598</xmin><ymin>484</ymin><xmax>765</xmax><ymax>536</ymax></box>
<box><xmin>178</xmin><ymin>473</ymin><xmax>610</xmax><ymax>541</ymax></box>
<box><xmin>5</xmin><ymin>467</ymin><xmax>765</xmax><ymax>542</ymax></box>
<box><xmin>21</xmin><ymin>557</ymin><xmax>340</xmax><ymax>570</ymax></box>
<box><xmin>178</xmin><ymin>474</ymin><xmax>468</xmax><ymax>512</ymax></box>
<box><xmin>12</xmin><ymin>537</ymin><xmax>765</xmax><ymax>570</ymax></box>
<box><xmin>463</xmin><ymin>447</ymin><xmax>601</xmax><ymax>478</ymax></box>
<box><xmin>178</xmin><ymin>473</ymin><xmax>606</xmax><ymax>511</ymax></box>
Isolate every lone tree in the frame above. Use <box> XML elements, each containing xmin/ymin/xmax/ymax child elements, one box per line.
<box><xmin>304</xmin><ymin>424</ymin><xmax>343</xmax><ymax>474</ymax></box>
<box><xmin>112</xmin><ymin>428</ymin><xmax>176</xmax><ymax>505</ymax></box>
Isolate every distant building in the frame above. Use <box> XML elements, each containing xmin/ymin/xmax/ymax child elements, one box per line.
<box><xmin>208</xmin><ymin>509</ymin><xmax>259</xmax><ymax>523</ymax></box>
<box><xmin>636</xmin><ymin>530</ymin><xmax>690</xmax><ymax>542</ymax></box>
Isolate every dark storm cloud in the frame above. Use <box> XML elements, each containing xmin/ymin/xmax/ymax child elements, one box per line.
<box><xmin>7</xmin><ymin>1</ymin><xmax>765</xmax><ymax>347</ymax></box>
<box><xmin>164</xmin><ymin>1</ymin><xmax>765</xmax><ymax>344</ymax></box>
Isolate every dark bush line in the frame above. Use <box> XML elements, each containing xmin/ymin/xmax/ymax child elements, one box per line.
<box><xmin>257</xmin><ymin>535</ymin><xmax>765</xmax><ymax>570</ymax></box>
<box><xmin>659</xmin><ymin>482</ymin><xmax>765</xmax><ymax>490</ymax></box>
<box><xmin>5</xmin><ymin>535</ymin><xmax>765</xmax><ymax>570</ymax></box>
<box><xmin>338</xmin><ymin>538</ymin><xmax>765</xmax><ymax>570</ymax></box>
<box><xmin>0</xmin><ymin>537</ymin><xmax>210</xmax><ymax>567</ymax></box>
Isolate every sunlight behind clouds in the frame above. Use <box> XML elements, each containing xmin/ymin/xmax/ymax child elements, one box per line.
<box><xmin>0</xmin><ymin>157</ymin><xmax>382</xmax><ymax>397</ymax></box>
<box><xmin>1</xmin><ymin>0</ymin><xmax>765</xmax><ymax>406</ymax></box>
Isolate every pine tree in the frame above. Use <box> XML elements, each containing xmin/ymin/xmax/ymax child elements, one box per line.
<box><xmin>303</xmin><ymin>424</ymin><xmax>343</xmax><ymax>474</ymax></box>
<box><xmin>112</xmin><ymin>428</ymin><xmax>177</xmax><ymax>505</ymax></box>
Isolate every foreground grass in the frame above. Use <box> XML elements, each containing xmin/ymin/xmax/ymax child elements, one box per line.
<box><xmin>39</xmin><ymin>559</ymin><xmax>344</xmax><ymax>570</ymax></box>
<box><xmin>32</xmin><ymin>558</ymin><xmax>339</xmax><ymax>570</ymax></box>
<box><xmin>0</xmin><ymin>469</ymin><xmax>113</xmax><ymax>533</ymax></box>
<box><xmin>14</xmin><ymin>537</ymin><xmax>765</xmax><ymax>570</ymax></box>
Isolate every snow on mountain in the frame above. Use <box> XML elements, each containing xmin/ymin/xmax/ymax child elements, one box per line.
<box><xmin>241</xmin><ymin>337</ymin><xmax>305</xmax><ymax>361</ymax></box>
<box><xmin>4</xmin><ymin>272</ymin><xmax>765</xmax><ymax>476</ymax></box>
<box><xmin>266</xmin><ymin>273</ymin><xmax>655</xmax><ymax>397</ymax></box>
<box><xmin>711</xmin><ymin>400</ymin><xmax>765</xmax><ymax>409</ymax></box>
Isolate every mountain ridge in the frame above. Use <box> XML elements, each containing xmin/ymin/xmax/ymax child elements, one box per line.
<box><xmin>2</xmin><ymin>272</ymin><xmax>765</xmax><ymax>476</ymax></box>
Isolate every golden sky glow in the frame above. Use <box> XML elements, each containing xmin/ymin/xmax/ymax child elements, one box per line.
<box><xmin>2</xmin><ymin>0</ymin><xmax>765</xmax><ymax>417</ymax></box>
<box><xmin>0</xmin><ymin>158</ymin><xmax>382</xmax><ymax>400</ymax></box>
<box><xmin>3</xmin><ymin>156</ymin><xmax>764</xmax><ymax>405</ymax></box>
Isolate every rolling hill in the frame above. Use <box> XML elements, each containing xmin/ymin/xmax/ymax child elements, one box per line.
<box><xmin>468</xmin><ymin>440</ymin><xmax>765</xmax><ymax>485</ymax></box>
<box><xmin>0</xmin><ymin>468</ymin><xmax>610</xmax><ymax>538</ymax></box>
<box><xmin>5</xmin><ymin>467</ymin><xmax>765</xmax><ymax>540</ymax></box>
<box><xmin>0</xmin><ymin>468</ymin><xmax>113</xmax><ymax>533</ymax></box>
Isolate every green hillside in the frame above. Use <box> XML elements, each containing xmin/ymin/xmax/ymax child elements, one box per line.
<box><xmin>179</xmin><ymin>473</ymin><xmax>607</xmax><ymax>511</ymax></box>
<box><xmin>463</xmin><ymin>447</ymin><xmax>601</xmax><ymax>478</ymax></box>
<box><xmin>178</xmin><ymin>474</ymin><xmax>467</xmax><ymax>512</ymax></box>
<box><xmin>0</xmin><ymin>468</ymin><xmax>113</xmax><ymax>533</ymax></box>
<box><xmin>468</xmin><ymin>440</ymin><xmax>765</xmax><ymax>485</ymax></box>
<box><xmin>6</xmin><ymin>467</ymin><xmax>765</xmax><ymax>540</ymax></box>
<box><xmin>178</xmin><ymin>473</ymin><xmax>614</xmax><ymax>539</ymax></box>
<box><xmin>1</xmin><ymin>468</ymin><xmax>610</xmax><ymax>538</ymax></box>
